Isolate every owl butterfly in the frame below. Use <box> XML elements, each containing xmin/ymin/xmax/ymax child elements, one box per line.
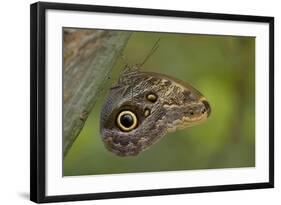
<box><xmin>100</xmin><ymin>40</ymin><xmax>211</xmax><ymax>156</ymax></box>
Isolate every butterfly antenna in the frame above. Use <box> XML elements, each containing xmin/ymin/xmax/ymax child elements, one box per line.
<box><xmin>118</xmin><ymin>52</ymin><xmax>130</xmax><ymax>70</ymax></box>
<box><xmin>140</xmin><ymin>38</ymin><xmax>161</xmax><ymax>67</ymax></box>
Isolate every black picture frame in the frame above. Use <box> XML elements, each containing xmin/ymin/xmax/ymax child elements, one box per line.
<box><xmin>30</xmin><ymin>1</ymin><xmax>274</xmax><ymax>203</ymax></box>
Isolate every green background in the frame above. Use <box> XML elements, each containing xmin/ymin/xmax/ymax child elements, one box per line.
<box><xmin>64</xmin><ymin>31</ymin><xmax>255</xmax><ymax>176</ymax></box>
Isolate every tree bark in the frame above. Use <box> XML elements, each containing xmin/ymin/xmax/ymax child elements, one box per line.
<box><xmin>63</xmin><ymin>28</ymin><xmax>131</xmax><ymax>157</ymax></box>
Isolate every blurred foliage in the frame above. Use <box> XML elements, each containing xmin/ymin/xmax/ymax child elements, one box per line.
<box><xmin>64</xmin><ymin>31</ymin><xmax>255</xmax><ymax>176</ymax></box>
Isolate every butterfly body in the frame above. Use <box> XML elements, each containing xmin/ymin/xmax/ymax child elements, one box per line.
<box><xmin>100</xmin><ymin>65</ymin><xmax>210</xmax><ymax>156</ymax></box>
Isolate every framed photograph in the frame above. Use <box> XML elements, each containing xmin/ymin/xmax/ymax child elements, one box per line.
<box><xmin>30</xmin><ymin>1</ymin><xmax>274</xmax><ymax>203</ymax></box>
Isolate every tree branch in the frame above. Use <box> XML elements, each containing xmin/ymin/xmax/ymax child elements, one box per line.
<box><xmin>63</xmin><ymin>28</ymin><xmax>131</xmax><ymax>157</ymax></box>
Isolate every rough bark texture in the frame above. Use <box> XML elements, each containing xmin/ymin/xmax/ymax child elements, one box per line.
<box><xmin>63</xmin><ymin>28</ymin><xmax>131</xmax><ymax>157</ymax></box>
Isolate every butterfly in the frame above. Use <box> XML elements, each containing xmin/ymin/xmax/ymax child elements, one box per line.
<box><xmin>100</xmin><ymin>39</ymin><xmax>211</xmax><ymax>156</ymax></box>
